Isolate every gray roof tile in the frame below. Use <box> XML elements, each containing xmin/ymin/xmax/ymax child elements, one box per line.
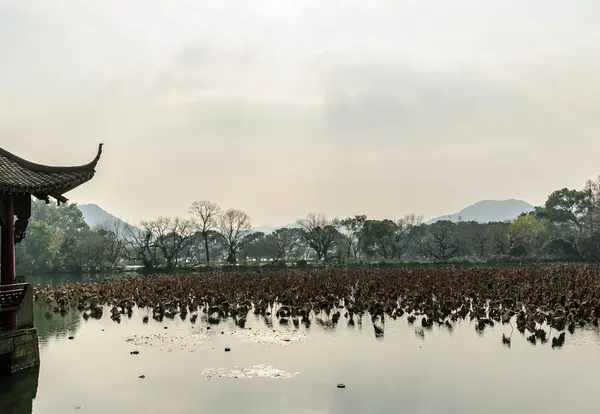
<box><xmin>0</xmin><ymin>144</ymin><xmax>102</xmax><ymax>197</ymax></box>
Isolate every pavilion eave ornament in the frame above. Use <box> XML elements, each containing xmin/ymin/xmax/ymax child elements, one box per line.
<box><xmin>13</xmin><ymin>194</ymin><xmax>32</xmax><ymax>244</ymax></box>
<box><xmin>14</xmin><ymin>218</ymin><xmax>28</xmax><ymax>244</ymax></box>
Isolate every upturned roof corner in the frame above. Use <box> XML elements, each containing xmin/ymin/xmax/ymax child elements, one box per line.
<box><xmin>0</xmin><ymin>144</ymin><xmax>103</xmax><ymax>202</ymax></box>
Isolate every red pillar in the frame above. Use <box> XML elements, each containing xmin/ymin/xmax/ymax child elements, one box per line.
<box><xmin>1</xmin><ymin>194</ymin><xmax>15</xmax><ymax>285</ymax></box>
<box><xmin>1</xmin><ymin>194</ymin><xmax>16</xmax><ymax>330</ymax></box>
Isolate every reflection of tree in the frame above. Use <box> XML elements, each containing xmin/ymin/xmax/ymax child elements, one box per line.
<box><xmin>28</xmin><ymin>271</ymin><xmax>124</xmax><ymax>286</ymax></box>
<box><xmin>0</xmin><ymin>364</ymin><xmax>39</xmax><ymax>414</ymax></box>
<box><xmin>30</xmin><ymin>272</ymin><xmax>129</xmax><ymax>345</ymax></box>
<box><xmin>33</xmin><ymin>301</ymin><xmax>82</xmax><ymax>346</ymax></box>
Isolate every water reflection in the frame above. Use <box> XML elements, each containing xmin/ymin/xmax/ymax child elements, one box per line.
<box><xmin>27</xmin><ymin>271</ymin><xmax>131</xmax><ymax>287</ymax></box>
<box><xmin>28</xmin><ymin>272</ymin><xmax>133</xmax><ymax>346</ymax></box>
<box><xmin>9</xmin><ymin>304</ymin><xmax>600</xmax><ymax>413</ymax></box>
<box><xmin>0</xmin><ymin>365</ymin><xmax>39</xmax><ymax>414</ymax></box>
<box><xmin>3</xmin><ymin>271</ymin><xmax>600</xmax><ymax>413</ymax></box>
<box><xmin>33</xmin><ymin>302</ymin><xmax>81</xmax><ymax>348</ymax></box>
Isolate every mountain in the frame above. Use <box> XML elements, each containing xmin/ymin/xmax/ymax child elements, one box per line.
<box><xmin>426</xmin><ymin>199</ymin><xmax>535</xmax><ymax>224</ymax></box>
<box><xmin>78</xmin><ymin>203</ymin><xmax>135</xmax><ymax>231</ymax></box>
<box><xmin>78</xmin><ymin>203</ymin><xmax>294</xmax><ymax>235</ymax></box>
<box><xmin>251</xmin><ymin>223</ymin><xmax>302</xmax><ymax>234</ymax></box>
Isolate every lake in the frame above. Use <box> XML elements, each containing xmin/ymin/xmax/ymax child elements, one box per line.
<box><xmin>2</xmin><ymin>271</ymin><xmax>600</xmax><ymax>414</ymax></box>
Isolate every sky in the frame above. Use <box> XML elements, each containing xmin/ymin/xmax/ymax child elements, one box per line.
<box><xmin>1</xmin><ymin>0</ymin><xmax>600</xmax><ymax>226</ymax></box>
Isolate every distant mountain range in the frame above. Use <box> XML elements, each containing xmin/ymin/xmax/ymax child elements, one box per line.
<box><xmin>425</xmin><ymin>199</ymin><xmax>535</xmax><ymax>224</ymax></box>
<box><xmin>76</xmin><ymin>199</ymin><xmax>536</xmax><ymax>234</ymax></box>
<box><xmin>78</xmin><ymin>203</ymin><xmax>136</xmax><ymax>232</ymax></box>
<box><xmin>251</xmin><ymin>223</ymin><xmax>302</xmax><ymax>235</ymax></box>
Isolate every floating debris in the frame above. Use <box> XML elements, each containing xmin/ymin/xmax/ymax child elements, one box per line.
<box><xmin>35</xmin><ymin>264</ymin><xmax>600</xmax><ymax>350</ymax></box>
<box><xmin>130</xmin><ymin>350</ymin><xmax>139</xmax><ymax>355</ymax></box>
<box><xmin>202</xmin><ymin>365</ymin><xmax>299</xmax><ymax>379</ymax></box>
<box><xmin>224</xmin><ymin>347</ymin><xmax>231</xmax><ymax>352</ymax></box>
<box><xmin>124</xmin><ymin>331</ymin><xmax>209</xmax><ymax>352</ymax></box>
<box><xmin>337</xmin><ymin>383</ymin><xmax>346</xmax><ymax>388</ymax></box>
<box><xmin>139</xmin><ymin>375</ymin><xmax>145</xmax><ymax>379</ymax></box>
<box><xmin>231</xmin><ymin>329</ymin><xmax>308</xmax><ymax>346</ymax></box>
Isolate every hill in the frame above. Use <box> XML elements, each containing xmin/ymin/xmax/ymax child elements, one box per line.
<box><xmin>78</xmin><ymin>203</ymin><xmax>136</xmax><ymax>232</ymax></box>
<box><xmin>77</xmin><ymin>199</ymin><xmax>535</xmax><ymax>235</ymax></box>
<box><xmin>251</xmin><ymin>223</ymin><xmax>302</xmax><ymax>235</ymax></box>
<box><xmin>426</xmin><ymin>199</ymin><xmax>535</xmax><ymax>224</ymax></box>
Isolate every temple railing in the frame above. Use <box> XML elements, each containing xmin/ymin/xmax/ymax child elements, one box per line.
<box><xmin>0</xmin><ymin>284</ymin><xmax>33</xmax><ymax>332</ymax></box>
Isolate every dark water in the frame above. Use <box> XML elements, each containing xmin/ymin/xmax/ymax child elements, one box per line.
<box><xmin>3</xmin><ymin>273</ymin><xmax>600</xmax><ymax>414</ymax></box>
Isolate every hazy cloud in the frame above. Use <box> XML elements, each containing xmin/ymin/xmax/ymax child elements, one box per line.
<box><xmin>1</xmin><ymin>0</ymin><xmax>600</xmax><ymax>225</ymax></box>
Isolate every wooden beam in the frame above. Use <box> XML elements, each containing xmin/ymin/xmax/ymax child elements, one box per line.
<box><xmin>50</xmin><ymin>194</ymin><xmax>68</xmax><ymax>204</ymax></box>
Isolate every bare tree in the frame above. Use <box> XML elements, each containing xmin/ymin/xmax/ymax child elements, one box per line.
<box><xmin>141</xmin><ymin>217</ymin><xmax>195</xmax><ymax>270</ymax></box>
<box><xmin>421</xmin><ymin>220</ymin><xmax>459</xmax><ymax>261</ymax></box>
<box><xmin>488</xmin><ymin>222</ymin><xmax>510</xmax><ymax>255</ymax></box>
<box><xmin>470</xmin><ymin>227</ymin><xmax>490</xmax><ymax>261</ymax></box>
<box><xmin>217</xmin><ymin>209</ymin><xmax>252</xmax><ymax>264</ymax></box>
<box><xmin>392</xmin><ymin>213</ymin><xmax>422</xmax><ymax>259</ymax></box>
<box><xmin>297</xmin><ymin>213</ymin><xmax>340</xmax><ymax>261</ymax></box>
<box><xmin>94</xmin><ymin>221</ymin><xmax>127</xmax><ymax>267</ymax></box>
<box><xmin>189</xmin><ymin>200</ymin><xmax>222</xmax><ymax>264</ymax></box>
<box><xmin>125</xmin><ymin>224</ymin><xmax>162</xmax><ymax>270</ymax></box>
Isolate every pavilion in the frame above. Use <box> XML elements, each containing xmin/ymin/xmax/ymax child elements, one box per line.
<box><xmin>0</xmin><ymin>144</ymin><xmax>102</xmax><ymax>375</ymax></box>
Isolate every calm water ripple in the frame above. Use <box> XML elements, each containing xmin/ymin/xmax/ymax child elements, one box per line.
<box><xmin>0</xmin><ymin>299</ymin><xmax>599</xmax><ymax>414</ymax></box>
<box><xmin>3</xmin><ymin>271</ymin><xmax>600</xmax><ymax>413</ymax></box>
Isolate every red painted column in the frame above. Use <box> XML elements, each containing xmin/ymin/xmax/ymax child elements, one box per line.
<box><xmin>1</xmin><ymin>194</ymin><xmax>15</xmax><ymax>285</ymax></box>
<box><xmin>1</xmin><ymin>194</ymin><xmax>16</xmax><ymax>330</ymax></box>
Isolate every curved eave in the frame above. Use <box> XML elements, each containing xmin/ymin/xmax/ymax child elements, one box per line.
<box><xmin>0</xmin><ymin>143</ymin><xmax>103</xmax><ymax>174</ymax></box>
<box><xmin>0</xmin><ymin>144</ymin><xmax>103</xmax><ymax>199</ymax></box>
<box><xmin>0</xmin><ymin>170</ymin><xmax>96</xmax><ymax>194</ymax></box>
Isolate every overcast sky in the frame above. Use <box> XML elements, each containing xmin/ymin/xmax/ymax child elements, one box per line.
<box><xmin>1</xmin><ymin>0</ymin><xmax>599</xmax><ymax>226</ymax></box>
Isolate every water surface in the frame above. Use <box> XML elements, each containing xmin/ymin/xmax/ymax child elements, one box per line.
<box><xmin>3</xmin><ymin>273</ymin><xmax>600</xmax><ymax>414</ymax></box>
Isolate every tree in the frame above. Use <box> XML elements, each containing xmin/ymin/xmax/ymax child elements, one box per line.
<box><xmin>217</xmin><ymin>209</ymin><xmax>252</xmax><ymax>264</ymax></box>
<box><xmin>341</xmin><ymin>215</ymin><xmax>367</xmax><ymax>261</ymax></box>
<box><xmin>125</xmin><ymin>224</ymin><xmax>162</xmax><ymax>271</ymax></box>
<box><xmin>507</xmin><ymin>215</ymin><xmax>548</xmax><ymax>257</ymax></box>
<box><xmin>188</xmin><ymin>229</ymin><xmax>226</xmax><ymax>264</ymax></box>
<box><xmin>238</xmin><ymin>231</ymin><xmax>265</xmax><ymax>262</ymax></box>
<box><xmin>189</xmin><ymin>200</ymin><xmax>222</xmax><ymax>264</ymax></box>
<box><xmin>539</xmin><ymin>188</ymin><xmax>592</xmax><ymax>232</ymax></box>
<box><xmin>141</xmin><ymin>217</ymin><xmax>195</xmax><ymax>270</ymax></box>
<box><xmin>392</xmin><ymin>214</ymin><xmax>422</xmax><ymax>259</ymax></box>
<box><xmin>361</xmin><ymin>219</ymin><xmax>396</xmax><ymax>260</ymax></box>
<box><xmin>420</xmin><ymin>220</ymin><xmax>459</xmax><ymax>261</ymax></box>
<box><xmin>297</xmin><ymin>213</ymin><xmax>341</xmax><ymax>261</ymax></box>
<box><xmin>468</xmin><ymin>222</ymin><xmax>490</xmax><ymax>260</ymax></box>
<box><xmin>16</xmin><ymin>221</ymin><xmax>57</xmax><ymax>274</ymax></box>
<box><xmin>49</xmin><ymin>203</ymin><xmax>91</xmax><ymax>272</ymax></box>
<box><xmin>263</xmin><ymin>227</ymin><xmax>304</xmax><ymax>262</ymax></box>
<box><xmin>93</xmin><ymin>222</ymin><xmax>127</xmax><ymax>267</ymax></box>
<box><xmin>488</xmin><ymin>221</ymin><xmax>511</xmax><ymax>256</ymax></box>
<box><xmin>542</xmin><ymin>237</ymin><xmax>581</xmax><ymax>261</ymax></box>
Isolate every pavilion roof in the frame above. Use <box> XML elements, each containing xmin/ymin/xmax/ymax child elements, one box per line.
<box><xmin>0</xmin><ymin>144</ymin><xmax>102</xmax><ymax>202</ymax></box>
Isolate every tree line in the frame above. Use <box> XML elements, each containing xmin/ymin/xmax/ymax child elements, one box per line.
<box><xmin>15</xmin><ymin>175</ymin><xmax>600</xmax><ymax>274</ymax></box>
